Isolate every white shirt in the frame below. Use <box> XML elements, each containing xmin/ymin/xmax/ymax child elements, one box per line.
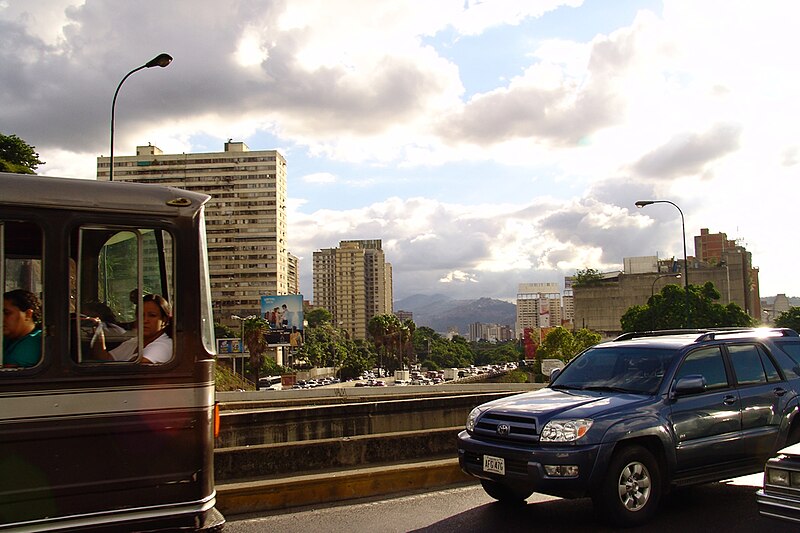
<box><xmin>110</xmin><ymin>332</ymin><xmax>173</xmax><ymax>363</ymax></box>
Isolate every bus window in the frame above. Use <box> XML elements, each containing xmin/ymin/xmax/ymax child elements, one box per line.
<box><xmin>75</xmin><ymin>226</ymin><xmax>174</xmax><ymax>364</ymax></box>
<box><xmin>1</xmin><ymin>220</ymin><xmax>44</xmax><ymax>370</ymax></box>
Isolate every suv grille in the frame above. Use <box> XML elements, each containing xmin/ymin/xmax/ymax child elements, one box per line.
<box><xmin>474</xmin><ymin>411</ymin><xmax>538</xmax><ymax>444</ymax></box>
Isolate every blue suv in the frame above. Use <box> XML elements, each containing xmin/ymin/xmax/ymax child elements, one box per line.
<box><xmin>457</xmin><ymin>328</ymin><xmax>800</xmax><ymax>526</ymax></box>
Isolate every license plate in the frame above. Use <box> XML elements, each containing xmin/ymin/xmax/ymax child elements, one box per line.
<box><xmin>483</xmin><ymin>455</ymin><xmax>505</xmax><ymax>475</ymax></box>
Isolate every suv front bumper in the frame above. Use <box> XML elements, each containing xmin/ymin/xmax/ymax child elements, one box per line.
<box><xmin>457</xmin><ymin>430</ymin><xmax>606</xmax><ymax>499</ymax></box>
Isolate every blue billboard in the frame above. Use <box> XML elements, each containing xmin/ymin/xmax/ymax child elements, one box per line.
<box><xmin>260</xmin><ymin>294</ymin><xmax>304</xmax><ymax>347</ymax></box>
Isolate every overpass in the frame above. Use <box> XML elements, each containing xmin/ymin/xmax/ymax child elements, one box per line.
<box><xmin>214</xmin><ymin>383</ymin><xmax>543</xmax><ymax>516</ymax></box>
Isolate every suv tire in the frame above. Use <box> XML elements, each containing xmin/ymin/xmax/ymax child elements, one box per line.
<box><xmin>593</xmin><ymin>445</ymin><xmax>661</xmax><ymax>527</ymax></box>
<box><xmin>480</xmin><ymin>479</ymin><xmax>532</xmax><ymax>504</ymax></box>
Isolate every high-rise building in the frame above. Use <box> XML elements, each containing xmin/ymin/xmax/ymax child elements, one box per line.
<box><xmin>312</xmin><ymin>239</ymin><xmax>393</xmax><ymax>340</ymax></box>
<box><xmin>287</xmin><ymin>253</ymin><xmax>300</xmax><ymax>295</ymax></box>
<box><xmin>97</xmin><ymin>141</ymin><xmax>288</xmax><ymax>322</ymax></box>
<box><xmin>516</xmin><ymin>283</ymin><xmax>562</xmax><ymax>337</ymax></box>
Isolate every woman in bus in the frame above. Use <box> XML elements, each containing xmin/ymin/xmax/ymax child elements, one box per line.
<box><xmin>2</xmin><ymin>289</ymin><xmax>43</xmax><ymax>367</ymax></box>
<box><xmin>93</xmin><ymin>294</ymin><xmax>173</xmax><ymax>364</ymax></box>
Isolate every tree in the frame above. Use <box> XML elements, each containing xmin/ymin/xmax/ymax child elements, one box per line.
<box><xmin>573</xmin><ymin>268</ymin><xmax>603</xmax><ymax>287</ymax></box>
<box><xmin>775</xmin><ymin>307</ymin><xmax>800</xmax><ymax>332</ymax></box>
<box><xmin>537</xmin><ymin>327</ymin><xmax>600</xmax><ymax>362</ymax></box>
<box><xmin>242</xmin><ymin>315</ymin><xmax>269</xmax><ymax>386</ymax></box>
<box><xmin>305</xmin><ymin>307</ymin><xmax>332</xmax><ymax>328</ymax></box>
<box><xmin>621</xmin><ymin>282</ymin><xmax>754</xmax><ymax>332</ymax></box>
<box><xmin>0</xmin><ymin>133</ymin><xmax>44</xmax><ymax>174</ymax></box>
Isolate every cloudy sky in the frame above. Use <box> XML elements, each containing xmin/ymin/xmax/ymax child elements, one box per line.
<box><xmin>2</xmin><ymin>0</ymin><xmax>798</xmax><ymax>303</ymax></box>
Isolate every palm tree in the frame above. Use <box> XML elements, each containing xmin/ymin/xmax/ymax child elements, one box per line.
<box><xmin>242</xmin><ymin>315</ymin><xmax>269</xmax><ymax>387</ymax></box>
<box><xmin>400</xmin><ymin>319</ymin><xmax>416</xmax><ymax>369</ymax></box>
<box><xmin>368</xmin><ymin>315</ymin><xmax>389</xmax><ymax>374</ymax></box>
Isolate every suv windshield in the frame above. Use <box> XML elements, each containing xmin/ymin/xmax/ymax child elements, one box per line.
<box><xmin>551</xmin><ymin>346</ymin><xmax>676</xmax><ymax>395</ymax></box>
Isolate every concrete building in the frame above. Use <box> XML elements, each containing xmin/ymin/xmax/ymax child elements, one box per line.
<box><xmin>562</xmin><ymin>278</ymin><xmax>575</xmax><ymax>325</ymax></box>
<box><xmin>312</xmin><ymin>239</ymin><xmax>393</xmax><ymax>340</ymax></box>
<box><xmin>287</xmin><ymin>253</ymin><xmax>300</xmax><ymax>295</ymax></box>
<box><xmin>395</xmin><ymin>310</ymin><xmax>413</xmax><ymax>322</ymax></box>
<box><xmin>574</xmin><ymin>228</ymin><xmax>762</xmax><ymax>336</ymax></box>
<box><xmin>468</xmin><ymin>322</ymin><xmax>515</xmax><ymax>342</ymax></box>
<box><xmin>694</xmin><ymin>228</ymin><xmax>760</xmax><ymax>317</ymax></box>
<box><xmin>516</xmin><ymin>283</ymin><xmax>562</xmax><ymax>338</ymax></box>
<box><xmin>97</xmin><ymin>142</ymin><xmax>289</xmax><ymax>324</ymax></box>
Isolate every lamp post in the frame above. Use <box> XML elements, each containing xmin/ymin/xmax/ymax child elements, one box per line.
<box><xmin>635</xmin><ymin>200</ymin><xmax>691</xmax><ymax>328</ymax></box>
<box><xmin>718</xmin><ymin>260</ymin><xmax>732</xmax><ymax>304</ymax></box>
<box><xmin>109</xmin><ymin>53</ymin><xmax>173</xmax><ymax>181</ymax></box>
<box><xmin>231</xmin><ymin>314</ymin><xmax>246</xmax><ymax>378</ymax></box>
<box><xmin>651</xmin><ymin>273</ymin><xmax>682</xmax><ymax>298</ymax></box>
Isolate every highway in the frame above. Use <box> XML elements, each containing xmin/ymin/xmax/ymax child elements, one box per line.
<box><xmin>224</xmin><ymin>473</ymin><xmax>793</xmax><ymax>532</ymax></box>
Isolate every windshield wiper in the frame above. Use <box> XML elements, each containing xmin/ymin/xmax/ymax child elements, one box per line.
<box><xmin>549</xmin><ymin>384</ymin><xmax>579</xmax><ymax>390</ymax></box>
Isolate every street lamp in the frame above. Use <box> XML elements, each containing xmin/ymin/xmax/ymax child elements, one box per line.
<box><xmin>635</xmin><ymin>199</ymin><xmax>691</xmax><ymax>327</ymax></box>
<box><xmin>718</xmin><ymin>260</ymin><xmax>732</xmax><ymax>304</ymax></box>
<box><xmin>651</xmin><ymin>273</ymin><xmax>681</xmax><ymax>298</ymax></box>
<box><xmin>109</xmin><ymin>53</ymin><xmax>173</xmax><ymax>181</ymax></box>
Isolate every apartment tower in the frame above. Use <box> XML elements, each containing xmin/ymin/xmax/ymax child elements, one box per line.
<box><xmin>516</xmin><ymin>282</ymin><xmax>563</xmax><ymax>337</ymax></box>
<box><xmin>97</xmin><ymin>141</ymin><xmax>288</xmax><ymax>322</ymax></box>
<box><xmin>312</xmin><ymin>240</ymin><xmax>393</xmax><ymax>340</ymax></box>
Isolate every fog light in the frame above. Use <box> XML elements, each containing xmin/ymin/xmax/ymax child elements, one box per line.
<box><xmin>768</xmin><ymin>468</ymin><xmax>790</xmax><ymax>486</ymax></box>
<box><xmin>544</xmin><ymin>465</ymin><xmax>579</xmax><ymax>477</ymax></box>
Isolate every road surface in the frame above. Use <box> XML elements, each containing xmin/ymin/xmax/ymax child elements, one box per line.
<box><xmin>224</xmin><ymin>473</ymin><xmax>792</xmax><ymax>532</ymax></box>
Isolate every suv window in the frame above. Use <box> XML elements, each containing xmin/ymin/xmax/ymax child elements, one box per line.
<box><xmin>728</xmin><ymin>344</ymin><xmax>776</xmax><ymax>385</ymax></box>
<box><xmin>675</xmin><ymin>346</ymin><xmax>728</xmax><ymax>390</ymax></box>
<box><xmin>776</xmin><ymin>341</ymin><xmax>800</xmax><ymax>365</ymax></box>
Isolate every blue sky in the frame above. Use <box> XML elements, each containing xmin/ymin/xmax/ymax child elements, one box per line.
<box><xmin>1</xmin><ymin>0</ymin><xmax>798</xmax><ymax>304</ymax></box>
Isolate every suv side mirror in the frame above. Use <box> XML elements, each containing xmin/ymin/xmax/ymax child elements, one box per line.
<box><xmin>671</xmin><ymin>375</ymin><xmax>706</xmax><ymax>398</ymax></box>
<box><xmin>549</xmin><ymin>368</ymin><xmax>561</xmax><ymax>382</ymax></box>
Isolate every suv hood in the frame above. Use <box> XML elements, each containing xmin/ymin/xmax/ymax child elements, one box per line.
<box><xmin>480</xmin><ymin>387</ymin><xmax>648</xmax><ymax>420</ymax></box>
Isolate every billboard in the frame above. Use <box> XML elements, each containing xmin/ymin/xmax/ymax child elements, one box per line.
<box><xmin>260</xmin><ymin>294</ymin><xmax>304</xmax><ymax>347</ymax></box>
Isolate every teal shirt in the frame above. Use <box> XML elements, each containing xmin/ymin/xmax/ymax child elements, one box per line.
<box><xmin>3</xmin><ymin>328</ymin><xmax>42</xmax><ymax>367</ymax></box>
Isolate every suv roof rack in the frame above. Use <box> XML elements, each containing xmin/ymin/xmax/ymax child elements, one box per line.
<box><xmin>613</xmin><ymin>329</ymin><xmax>712</xmax><ymax>342</ymax></box>
<box><xmin>695</xmin><ymin>328</ymin><xmax>800</xmax><ymax>342</ymax></box>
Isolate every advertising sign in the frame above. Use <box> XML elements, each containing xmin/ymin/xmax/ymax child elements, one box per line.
<box><xmin>216</xmin><ymin>338</ymin><xmax>242</xmax><ymax>355</ymax></box>
<box><xmin>260</xmin><ymin>294</ymin><xmax>304</xmax><ymax>347</ymax></box>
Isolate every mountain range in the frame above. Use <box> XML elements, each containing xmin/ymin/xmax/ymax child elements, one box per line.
<box><xmin>394</xmin><ymin>294</ymin><xmax>516</xmax><ymax>335</ymax></box>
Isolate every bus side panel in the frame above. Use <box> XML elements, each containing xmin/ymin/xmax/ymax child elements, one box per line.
<box><xmin>0</xmin><ymin>386</ymin><xmax>214</xmax><ymax>525</ymax></box>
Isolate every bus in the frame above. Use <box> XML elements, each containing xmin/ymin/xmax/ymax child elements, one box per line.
<box><xmin>0</xmin><ymin>173</ymin><xmax>224</xmax><ymax>531</ymax></box>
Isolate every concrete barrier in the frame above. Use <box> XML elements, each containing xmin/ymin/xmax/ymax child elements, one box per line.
<box><xmin>215</xmin><ymin>427</ymin><xmax>462</xmax><ymax>481</ymax></box>
<box><xmin>214</xmin><ymin>384</ymin><xmax>544</xmax><ymax>515</ymax></box>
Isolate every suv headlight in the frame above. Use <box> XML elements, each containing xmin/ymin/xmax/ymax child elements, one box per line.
<box><xmin>540</xmin><ymin>419</ymin><xmax>593</xmax><ymax>442</ymax></box>
<box><xmin>466</xmin><ymin>406</ymin><xmax>485</xmax><ymax>432</ymax></box>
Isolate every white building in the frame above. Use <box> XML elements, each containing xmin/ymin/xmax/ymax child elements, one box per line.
<box><xmin>97</xmin><ymin>141</ymin><xmax>289</xmax><ymax>323</ymax></box>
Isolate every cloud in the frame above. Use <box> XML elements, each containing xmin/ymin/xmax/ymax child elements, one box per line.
<box><xmin>632</xmin><ymin>123</ymin><xmax>742</xmax><ymax>180</ymax></box>
<box><xmin>302</xmin><ymin>172</ymin><xmax>337</xmax><ymax>184</ymax></box>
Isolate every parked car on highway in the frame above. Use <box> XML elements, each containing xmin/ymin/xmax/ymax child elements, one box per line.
<box><xmin>458</xmin><ymin>328</ymin><xmax>800</xmax><ymax>527</ymax></box>
<box><xmin>757</xmin><ymin>442</ymin><xmax>800</xmax><ymax>523</ymax></box>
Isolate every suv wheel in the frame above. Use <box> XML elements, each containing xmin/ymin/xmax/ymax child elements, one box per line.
<box><xmin>480</xmin><ymin>479</ymin><xmax>532</xmax><ymax>504</ymax></box>
<box><xmin>593</xmin><ymin>445</ymin><xmax>661</xmax><ymax>527</ymax></box>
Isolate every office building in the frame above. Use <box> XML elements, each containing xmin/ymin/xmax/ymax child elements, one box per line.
<box><xmin>312</xmin><ymin>239</ymin><xmax>393</xmax><ymax>340</ymax></box>
<box><xmin>98</xmin><ymin>141</ymin><xmax>289</xmax><ymax>322</ymax></box>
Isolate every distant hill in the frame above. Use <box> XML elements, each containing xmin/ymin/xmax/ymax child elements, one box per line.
<box><xmin>394</xmin><ymin>294</ymin><xmax>516</xmax><ymax>335</ymax></box>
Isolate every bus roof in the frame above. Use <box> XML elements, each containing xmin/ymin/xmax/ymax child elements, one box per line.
<box><xmin>0</xmin><ymin>172</ymin><xmax>210</xmax><ymax>216</ymax></box>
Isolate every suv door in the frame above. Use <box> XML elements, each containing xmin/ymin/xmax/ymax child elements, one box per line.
<box><xmin>670</xmin><ymin>346</ymin><xmax>743</xmax><ymax>472</ymax></box>
<box><xmin>726</xmin><ymin>343</ymin><xmax>791</xmax><ymax>462</ymax></box>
